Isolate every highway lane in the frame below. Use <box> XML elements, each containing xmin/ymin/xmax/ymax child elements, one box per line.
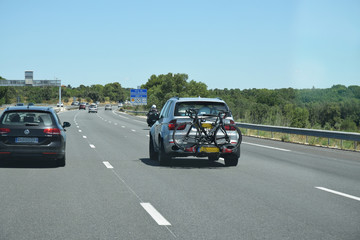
<box><xmin>0</xmin><ymin>108</ymin><xmax>359</xmax><ymax>240</ymax></box>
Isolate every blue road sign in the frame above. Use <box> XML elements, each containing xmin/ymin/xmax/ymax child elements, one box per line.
<box><xmin>130</xmin><ymin>89</ymin><xmax>147</xmax><ymax>105</ymax></box>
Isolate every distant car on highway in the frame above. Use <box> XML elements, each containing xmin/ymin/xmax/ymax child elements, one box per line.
<box><xmin>0</xmin><ymin>106</ymin><xmax>71</xmax><ymax>166</ymax></box>
<box><xmin>88</xmin><ymin>104</ymin><xmax>98</xmax><ymax>113</ymax></box>
<box><xmin>57</xmin><ymin>102</ymin><xmax>64</xmax><ymax>107</ymax></box>
<box><xmin>79</xmin><ymin>103</ymin><xmax>86</xmax><ymax>110</ymax></box>
<box><xmin>16</xmin><ymin>103</ymin><xmax>24</xmax><ymax>106</ymax></box>
<box><xmin>105</xmin><ymin>104</ymin><xmax>112</xmax><ymax>110</ymax></box>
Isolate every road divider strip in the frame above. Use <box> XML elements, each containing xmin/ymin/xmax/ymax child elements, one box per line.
<box><xmin>315</xmin><ymin>187</ymin><xmax>360</xmax><ymax>202</ymax></box>
<box><xmin>140</xmin><ymin>203</ymin><xmax>171</xmax><ymax>226</ymax></box>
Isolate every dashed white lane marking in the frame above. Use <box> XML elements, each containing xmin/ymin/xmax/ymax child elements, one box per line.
<box><xmin>77</xmin><ymin>126</ymin><xmax>79</xmax><ymax>128</ymax></box>
<box><xmin>140</xmin><ymin>203</ymin><xmax>171</xmax><ymax>226</ymax></box>
<box><xmin>243</xmin><ymin>142</ymin><xmax>290</xmax><ymax>152</ymax></box>
<box><xmin>113</xmin><ymin>112</ymin><xmax>129</xmax><ymax>119</ymax></box>
<box><xmin>122</xmin><ymin>126</ymin><xmax>125</xmax><ymax>128</ymax></box>
<box><xmin>78</xmin><ymin>130</ymin><xmax>82</xmax><ymax>132</ymax></box>
<box><xmin>131</xmin><ymin>129</ymin><xmax>136</xmax><ymax>132</ymax></box>
<box><xmin>89</xmin><ymin>144</ymin><xmax>96</xmax><ymax>149</ymax></box>
<box><xmin>315</xmin><ymin>187</ymin><xmax>360</xmax><ymax>202</ymax></box>
<box><xmin>83</xmin><ymin>136</ymin><xmax>87</xmax><ymax>139</ymax></box>
<box><xmin>103</xmin><ymin>161</ymin><xmax>114</xmax><ymax>169</ymax></box>
<box><xmin>146</xmin><ymin>135</ymin><xmax>150</xmax><ymax>137</ymax></box>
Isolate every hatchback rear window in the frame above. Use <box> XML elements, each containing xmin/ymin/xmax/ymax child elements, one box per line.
<box><xmin>1</xmin><ymin>111</ymin><xmax>55</xmax><ymax>126</ymax></box>
<box><xmin>174</xmin><ymin>102</ymin><xmax>228</xmax><ymax>116</ymax></box>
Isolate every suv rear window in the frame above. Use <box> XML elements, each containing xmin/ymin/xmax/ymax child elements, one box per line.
<box><xmin>1</xmin><ymin>111</ymin><xmax>55</xmax><ymax>126</ymax></box>
<box><xmin>174</xmin><ymin>101</ymin><xmax>228</xmax><ymax>116</ymax></box>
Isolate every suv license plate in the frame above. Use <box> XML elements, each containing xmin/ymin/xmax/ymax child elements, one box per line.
<box><xmin>16</xmin><ymin>137</ymin><xmax>39</xmax><ymax>143</ymax></box>
<box><xmin>199</xmin><ymin>147</ymin><xmax>219</xmax><ymax>153</ymax></box>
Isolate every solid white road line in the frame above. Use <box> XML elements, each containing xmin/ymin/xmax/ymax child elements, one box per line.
<box><xmin>315</xmin><ymin>187</ymin><xmax>360</xmax><ymax>202</ymax></box>
<box><xmin>103</xmin><ymin>161</ymin><xmax>114</xmax><ymax>169</ymax></box>
<box><xmin>140</xmin><ymin>203</ymin><xmax>171</xmax><ymax>226</ymax></box>
<box><xmin>243</xmin><ymin>142</ymin><xmax>290</xmax><ymax>152</ymax></box>
<box><xmin>89</xmin><ymin>144</ymin><xmax>96</xmax><ymax>149</ymax></box>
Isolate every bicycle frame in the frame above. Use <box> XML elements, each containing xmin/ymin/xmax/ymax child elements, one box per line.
<box><xmin>185</xmin><ymin>109</ymin><xmax>230</xmax><ymax>147</ymax></box>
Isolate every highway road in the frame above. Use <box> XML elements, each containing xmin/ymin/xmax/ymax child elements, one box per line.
<box><xmin>0</xmin><ymin>108</ymin><xmax>359</xmax><ymax>240</ymax></box>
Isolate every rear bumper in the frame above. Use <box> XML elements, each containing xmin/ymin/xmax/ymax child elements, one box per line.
<box><xmin>166</xmin><ymin>142</ymin><xmax>240</xmax><ymax>158</ymax></box>
<box><xmin>0</xmin><ymin>143</ymin><xmax>65</xmax><ymax>160</ymax></box>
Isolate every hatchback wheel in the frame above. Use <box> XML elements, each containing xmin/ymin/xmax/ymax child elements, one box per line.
<box><xmin>149</xmin><ymin>136</ymin><xmax>158</xmax><ymax>160</ymax></box>
<box><xmin>224</xmin><ymin>154</ymin><xmax>238</xmax><ymax>166</ymax></box>
<box><xmin>57</xmin><ymin>156</ymin><xmax>66</xmax><ymax>167</ymax></box>
<box><xmin>158</xmin><ymin>140</ymin><xmax>171</xmax><ymax>166</ymax></box>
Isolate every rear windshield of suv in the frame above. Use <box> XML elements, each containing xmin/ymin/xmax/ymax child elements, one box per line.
<box><xmin>1</xmin><ymin>111</ymin><xmax>55</xmax><ymax>126</ymax></box>
<box><xmin>174</xmin><ymin>101</ymin><xmax>229</xmax><ymax>116</ymax></box>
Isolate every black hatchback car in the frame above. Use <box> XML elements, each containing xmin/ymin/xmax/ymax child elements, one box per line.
<box><xmin>0</xmin><ymin>106</ymin><xmax>71</xmax><ymax>166</ymax></box>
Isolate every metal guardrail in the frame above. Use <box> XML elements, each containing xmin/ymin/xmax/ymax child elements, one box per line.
<box><xmin>236</xmin><ymin>122</ymin><xmax>360</xmax><ymax>150</ymax></box>
<box><xmin>236</xmin><ymin>123</ymin><xmax>360</xmax><ymax>141</ymax></box>
<box><xmin>106</xmin><ymin>109</ymin><xmax>360</xmax><ymax>150</ymax></box>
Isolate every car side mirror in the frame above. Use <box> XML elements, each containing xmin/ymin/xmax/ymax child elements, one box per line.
<box><xmin>63</xmin><ymin>122</ymin><xmax>71</xmax><ymax>128</ymax></box>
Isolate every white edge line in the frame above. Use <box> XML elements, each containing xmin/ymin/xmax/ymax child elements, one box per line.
<box><xmin>103</xmin><ymin>161</ymin><xmax>114</xmax><ymax>169</ymax></box>
<box><xmin>243</xmin><ymin>142</ymin><xmax>290</xmax><ymax>152</ymax></box>
<box><xmin>140</xmin><ymin>203</ymin><xmax>171</xmax><ymax>226</ymax></box>
<box><xmin>315</xmin><ymin>187</ymin><xmax>360</xmax><ymax>202</ymax></box>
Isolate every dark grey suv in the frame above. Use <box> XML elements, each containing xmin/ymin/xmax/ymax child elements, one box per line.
<box><xmin>0</xmin><ymin>106</ymin><xmax>71</xmax><ymax>166</ymax></box>
<box><xmin>149</xmin><ymin>97</ymin><xmax>241</xmax><ymax>166</ymax></box>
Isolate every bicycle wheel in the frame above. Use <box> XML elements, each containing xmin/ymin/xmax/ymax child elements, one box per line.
<box><xmin>173</xmin><ymin>122</ymin><xmax>201</xmax><ymax>150</ymax></box>
<box><xmin>214</xmin><ymin>124</ymin><xmax>242</xmax><ymax>149</ymax></box>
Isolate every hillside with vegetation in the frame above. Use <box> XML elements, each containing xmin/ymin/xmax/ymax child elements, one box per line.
<box><xmin>1</xmin><ymin>74</ymin><xmax>359</xmax><ymax>132</ymax></box>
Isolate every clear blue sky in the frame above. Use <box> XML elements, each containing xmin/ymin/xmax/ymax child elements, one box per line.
<box><xmin>1</xmin><ymin>0</ymin><xmax>359</xmax><ymax>90</ymax></box>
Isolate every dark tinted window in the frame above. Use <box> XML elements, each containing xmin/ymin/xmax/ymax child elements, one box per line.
<box><xmin>1</xmin><ymin>111</ymin><xmax>55</xmax><ymax>126</ymax></box>
<box><xmin>174</xmin><ymin>102</ymin><xmax>228</xmax><ymax>116</ymax></box>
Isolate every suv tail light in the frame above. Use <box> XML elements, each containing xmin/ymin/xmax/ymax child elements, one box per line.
<box><xmin>168</xmin><ymin>120</ymin><xmax>186</xmax><ymax>130</ymax></box>
<box><xmin>0</xmin><ymin>128</ymin><xmax>10</xmax><ymax>134</ymax></box>
<box><xmin>225</xmin><ymin>120</ymin><xmax>236</xmax><ymax>131</ymax></box>
<box><xmin>44</xmin><ymin>128</ymin><xmax>61</xmax><ymax>135</ymax></box>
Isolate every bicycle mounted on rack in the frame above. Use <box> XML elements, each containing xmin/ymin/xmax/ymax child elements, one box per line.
<box><xmin>172</xmin><ymin>108</ymin><xmax>242</xmax><ymax>156</ymax></box>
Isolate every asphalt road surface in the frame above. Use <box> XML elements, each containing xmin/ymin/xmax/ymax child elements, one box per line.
<box><xmin>0</xmin><ymin>108</ymin><xmax>359</xmax><ymax>240</ymax></box>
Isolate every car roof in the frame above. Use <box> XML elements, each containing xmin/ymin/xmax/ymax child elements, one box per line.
<box><xmin>171</xmin><ymin>97</ymin><xmax>225</xmax><ymax>103</ymax></box>
<box><xmin>5</xmin><ymin>106</ymin><xmax>55</xmax><ymax>113</ymax></box>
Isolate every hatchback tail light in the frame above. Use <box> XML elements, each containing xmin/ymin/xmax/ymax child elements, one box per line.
<box><xmin>43</xmin><ymin>128</ymin><xmax>61</xmax><ymax>135</ymax></box>
<box><xmin>0</xmin><ymin>128</ymin><xmax>10</xmax><ymax>134</ymax></box>
<box><xmin>168</xmin><ymin>120</ymin><xmax>186</xmax><ymax>131</ymax></box>
<box><xmin>225</xmin><ymin>120</ymin><xmax>236</xmax><ymax>131</ymax></box>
